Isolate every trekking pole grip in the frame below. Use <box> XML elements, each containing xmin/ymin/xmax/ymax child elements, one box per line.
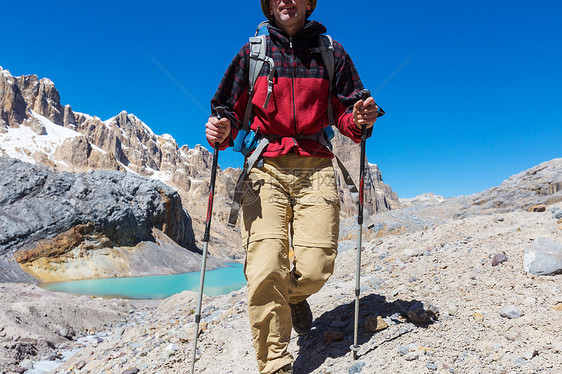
<box><xmin>203</xmin><ymin>106</ymin><xmax>226</xmax><ymax>243</ymax></box>
<box><xmin>358</xmin><ymin>89</ymin><xmax>370</xmax><ymax>225</ymax></box>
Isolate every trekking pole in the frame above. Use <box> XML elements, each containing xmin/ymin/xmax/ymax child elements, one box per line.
<box><xmin>190</xmin><ymin>106</ymin><xmax>226</xmax><ymax>374</ymax></box>
<box><xmin>351</xmin><ymin>89</ymin><xmax>371</xmax><ymax>360</ymax></box>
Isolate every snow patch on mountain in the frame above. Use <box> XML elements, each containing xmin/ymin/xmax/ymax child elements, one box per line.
<box><xmin>0</xmin><ymin>111</ymin><xmax>81</xmax><ymax>164</ymax></box>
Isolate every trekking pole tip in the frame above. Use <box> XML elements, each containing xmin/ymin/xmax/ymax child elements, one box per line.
<box><xmin>350</xmin><ymin>344</ymin><xmax>360</xmax><ymax>360</ymax></box>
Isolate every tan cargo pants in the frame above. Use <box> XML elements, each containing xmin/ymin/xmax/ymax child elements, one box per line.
<box><xmin>241</xmin><ymin>153</ymin><xmax>340</xmax><ymax>374</ymax></box>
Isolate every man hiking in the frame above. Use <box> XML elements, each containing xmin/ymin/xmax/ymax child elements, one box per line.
<box><xmin>205</xmin><ymin>1</ymin><xmax>379</xmax><ymax>373</ymax></box>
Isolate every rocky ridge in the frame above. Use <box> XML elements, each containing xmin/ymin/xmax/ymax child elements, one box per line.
<box><xmin>360</xmin><ymin>158</ymin><xmax>562</xmax><ymax>239</ymax></box>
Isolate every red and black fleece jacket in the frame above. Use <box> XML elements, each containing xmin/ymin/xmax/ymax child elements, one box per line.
<box><xmin>210</xmin><ymin>20</ymin><xmax>373</xmax><ymax>158</ymax></box>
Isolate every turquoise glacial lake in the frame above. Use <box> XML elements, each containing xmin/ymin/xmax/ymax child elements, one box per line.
<box><xmin>41</xmin><ymin>263</ymin><xmax>246</xmax><ymax>300</ymax></box>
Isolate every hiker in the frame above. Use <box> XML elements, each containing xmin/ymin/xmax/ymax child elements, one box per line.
<box><xmin>205</xmin><ymin>1</ymin><xmax>379</xmax><ymax>373</ymax></box>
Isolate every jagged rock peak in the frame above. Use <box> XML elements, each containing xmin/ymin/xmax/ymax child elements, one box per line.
<box><xmin>39</xmin><ymin>77</ymin><xmax>55</xmax><ymax>87</ymax></box>
<box><xmin>0</xmin><ymin>66</ymin><xmax>11</xmax><ymax>77</ymax></box>
<box><xmin>106</xmin><ymin>110</ymin><xmax>155</xmax><ymax>135</ymax></box>
<box><xmin>0</xmin><ymin>67</ymin><xmax>30</xmax><ymax>128</ymax></box>
<box><xmin>161</xmin><ymin>133</ymin><xmax>175</xmax><ymax>142</ymax></box>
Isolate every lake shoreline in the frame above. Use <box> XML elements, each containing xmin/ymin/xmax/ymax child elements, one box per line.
<box><xmin>39</xmin><ymin>261</ymin><xmax>246</xmax><ymax>300</ymax></box>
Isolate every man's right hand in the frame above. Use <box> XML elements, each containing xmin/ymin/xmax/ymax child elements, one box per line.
<box><xmin>205</xmin><ymin>116</ymin><xmax>231</xmax><ymax>144</ymax></box>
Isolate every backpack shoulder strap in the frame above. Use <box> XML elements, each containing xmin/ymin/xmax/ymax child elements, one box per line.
<box><xmin>317</xmin><ymin>35</ymin><xmax>335</xmax><ymax>81</ymax></box>
<box><xmin>244</xmin><ymin>34</ymin><xmax>266</xmax><ymax>131</ymax></box>
<box><xmin>243</xmin><ymin>21</ymin><xmax>276</xmax><ymax>131</ymax></box>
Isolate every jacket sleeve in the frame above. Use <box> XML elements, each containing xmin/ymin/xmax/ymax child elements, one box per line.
<box><xmin>209</xmin><ymin>43</ymin><xmax>250</xmax><ymax>150</ymax></box>
<box><xmin>331</xmin><ymin>41</ymin><xmax>373</xmax><ymax>144</ymax></box>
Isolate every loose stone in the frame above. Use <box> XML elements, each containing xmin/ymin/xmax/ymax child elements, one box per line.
<box><xmin>492</xmin><ymin>252</ymin><xmax>508</xmax><ymax>266</ymax></box>
<box><xmin>426</xmin><ymin>362</ymin><xmax>438</xmax><ymax>371</ymax></box>
<box><xmin>523</xmin><ymin>237</ymin><xmax>562</xmax><ymax>276</ymax></box>
<box><xmin>348</xmin><ymin>361</ymin><xmax>366</xmax><ymax>374</ymax></box>
<box><xmin>324</xmin><ymin>330</ymin><xmax>344</xmax><ymax>342</ymax></box>
<box><xmin>500</xmin><ymin>305</ymin><xmax>524</xmax><ymax>319</ymax></box>
<box><xmin>522</xmin><ymin>348</ymin><xmax>538</xmax><ymax>360</ymax></box>
<box><xmin>407</xmin><ymin>301</ymin><xmax>439</xmax><ymax>324</ymax></box>
<box><xmin>447</xmin><ymin>302</ymin><xmax>458</xmax><ymax>316</ymax></box>
<box><xmin>398</xmin><ymin>346</ymin><xmax>410</xmax><ymax>356</ymax></box>
<box><xmin>364</xmin><ymin>316</ymin><xmax>388</xmax><ymax>332</ymax></box>
<box><xmin>473</xmin><ymin>312</ymin><xmax>485</xmax><ymax>322</ymax></box>
<box><xmin>404</xmin><ymin>351</ymin><xmax>420</xmax><ymax>361</ymax></box>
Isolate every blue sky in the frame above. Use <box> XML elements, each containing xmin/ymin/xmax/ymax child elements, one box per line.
<box><xmin>2</xmin><ymin>0</ymin><xmax>561</xmax><ymax>198</ymax></box>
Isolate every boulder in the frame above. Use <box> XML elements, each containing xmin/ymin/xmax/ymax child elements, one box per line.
<box><xmin>0</xmin><ymin>157</ymin><xmax>197</xmax><ymax>282</ymax></box>
<box><xmin>523</xmin><ymin>237</ymin><xmax>562</xmax><ymax>276</ymax></box>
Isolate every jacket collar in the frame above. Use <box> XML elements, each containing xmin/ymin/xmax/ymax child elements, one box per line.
<box><xmin>268</xmin><ymin>20</ymin><xmax>327</xmax><ymax>47</ymax></box>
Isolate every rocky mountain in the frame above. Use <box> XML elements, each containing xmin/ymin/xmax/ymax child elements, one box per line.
<box><xmin>0</xmin><ymin>66</ymin><xmax>399</xmax><ymax>263</ymax></box>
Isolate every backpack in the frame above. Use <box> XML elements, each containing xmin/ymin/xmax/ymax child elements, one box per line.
<box><xmin>228</xmin><ymin>21</ymin><xmax>375</xmax><ymax>229</ymax></box>
<box><xmin>233</xmin><ymin>20</ymin><xmax>336</xmax><ymax>156</ymax></box>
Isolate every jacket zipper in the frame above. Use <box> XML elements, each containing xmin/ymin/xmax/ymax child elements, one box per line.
<box><xmin>289</xmin><ymin>37</ymin><xmax>298</xmax><ymax>142</ymax></box>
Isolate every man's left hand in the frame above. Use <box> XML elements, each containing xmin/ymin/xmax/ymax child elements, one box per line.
<box><xmin>353</xmin><ymin>97</ymin><xmax>378</xmax><ymax>129</ymax></box>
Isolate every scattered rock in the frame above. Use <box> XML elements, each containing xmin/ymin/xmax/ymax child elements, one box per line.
<box><xmin>82</xmin><ymin>359</ymin><xmax>104</xmax><ymax>372</ymax></box>
<box><xmin>177</xmin><ymin>327</ymin><xmax>194</xmax><ymax>343</ymax></box>
<box><xmin>426</xmin><ymin>362</ymin><xmax>438</xmax><ymax>371</ymax></box>
<box><xmin>447</xmin><ymin>302</ymin><xmax>458</xmax><ymax>316</ymax></box>
<box><xmin>500</xmin><ymin>305</ymin><xmax>524</xmax><ymax>319</ymax></box>
<box><xmin>162</xmin><ymin>343</ymin><xmax>178</xmax><ymax>359</ymax></box>
<box><xmin>398</xmin><ymin>346</ymin><xmax>410</xmax><ymax>356</ymax></box>
<box><xmin>324</xmin><ymin>330</ymin><xmax>344</xmax><ymax>342</ymax></box>
<box><xmin>552</xmin><ymin>303</ymin><xmax>562</xmax><ymax>312</ymax></box>
<box><xmin>405</xmin><ymin>351</ymin><xmax>420</xmax><ymax>361</ymax></box>
<box><xmin>348</xmin><ymin>361</ymin><xmax>366</xmax><ymax>374</ymax></box>
<box><xmin>406</xmin><ymin>301</ymin><xmax>439</xmax><ymax>325</ymax></box>
<box><xmin>75</xmin><ymin>360</ymin><xmax>86</xmax><ymax>370</ymax></box>
<box><xmin>522</xmin><ymin>347</ymin><xmax>538</xmax><ymax>360</ymax></box>
<box><xmin>122</xmin><ymin>368</ymin><xmax>140</xmax><ymax>374</ymax></box>
<box><xmin>523</xmin><ymin>237</ymin><xmax>562</xmax><ymax>275</ymax></box>
<box><xmin>364</xmin><ymin>316</ymin><xmax>388</xmax><ymax>332</ymax></box>
<box><xmin>473</xmin><ymin>312</ymin><xmax>485</xmax><ymax>322</ymax></box>
<box><xmin>502</xmin><ymin>326</ymin><xmax>527</xmax><ymax>341</ymax></box>
<box><xmin>57</xmin><ymin>326</ymin><xmax>73</xmax><ymax>339</ymax></box>
<box><xmin>400</xmin><ymin>247</ymin><xmax>425</xmax><ymax>261</ymax></box>
<box><xmin>528</xmin><ymin>205</ymin><xmax>546</xmax><ymax>212</ymax></box>
<box><xmin>492</xmin><ymin>252</ymin><xmax>508</xmax><ymax>266</ymax></box>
